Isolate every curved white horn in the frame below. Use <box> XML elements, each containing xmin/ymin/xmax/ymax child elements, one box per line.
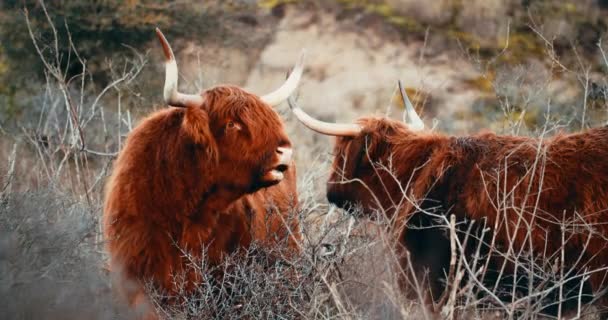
<box><xmin>398</xmin><ymin>80</ymin><xmax>424</xmax><ymax>131</ymax></box>
<box><xmin>155</xmin><ymin>28</ymin><xmax>204</xmax><ymax>108</ymax></box>
<box><xmin>260</xmin><ymin>50</ymin><xmax>306</xmax><ymax>106</ymax></box>
<box><xmin>288</xmin><ymin>97</ymin><xmax>361</xmax><ymax>137</ymax></box>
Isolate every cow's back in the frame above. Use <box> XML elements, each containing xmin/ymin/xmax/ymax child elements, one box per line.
<box><xmin>449</xmin><ymin>126</ymin><xmax>608</xmax><ymax>302</ymax></box>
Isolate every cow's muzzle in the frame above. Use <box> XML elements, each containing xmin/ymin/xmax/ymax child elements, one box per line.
<box><xmin>268</xmin><ymin>147</ymin><xmax>293</xmax><ymax>181</ymax></box>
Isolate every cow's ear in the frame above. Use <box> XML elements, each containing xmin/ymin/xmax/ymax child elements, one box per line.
<box><xmin>182</xmin><ymin>107</ymin><xmax>218</xmax><ymax>162</ymax></box>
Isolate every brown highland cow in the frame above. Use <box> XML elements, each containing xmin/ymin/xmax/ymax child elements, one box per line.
<box><xmin>103</xmin><ymin>29</ymin><xmax>302</xmax><ymax>319</ymax></box>
<box><xmin>288</xmin><ymin>82</ymin><xmax>608</xmax><ymax>317</ymax></box>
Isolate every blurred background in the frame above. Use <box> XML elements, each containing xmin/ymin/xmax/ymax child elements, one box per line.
<box><xmin>2</xmin><ymin>0</ymin><xmax>608</xmax><ymax>176</ymax></box>
<box><xmin>1</xmin><ymin>1</ymin><xmax>608</xmax><ymax>319</ymax></box>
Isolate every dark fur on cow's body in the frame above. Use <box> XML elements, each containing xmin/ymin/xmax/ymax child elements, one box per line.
<box><xmin>103</xmin><ymin>86</ymin><xmax>300</xmax><ymax>319</ymax></box>
<box><xmin>326</xmin><ymin>117</ymin><xmax>608</xmax><ymax>315</ymax></box>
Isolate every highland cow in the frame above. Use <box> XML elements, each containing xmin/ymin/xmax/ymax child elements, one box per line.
<box><xmin>288</xmin><ymin>83</ymin><xmax>608</xmax><ymax>316</ymax></box>
<box><xmin>103</xmin><ymin>29</ymin><xmax>302</xmax><ymax>319</ymax></box>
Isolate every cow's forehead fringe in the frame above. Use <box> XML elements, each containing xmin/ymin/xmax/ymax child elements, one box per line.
<box><xmin>204</xmin><ymin>85</ymin><xmax>282</xmax><ymax>127</ymax></box>
<box><xmin>352</xmin><ymin>117</ymin><xmax>417</xmax><ymax>143</ymax></box>
<box><xmin>331</xmin><ymin>117</ymin><xmax>412</xmax><ymax>152</ymax></box>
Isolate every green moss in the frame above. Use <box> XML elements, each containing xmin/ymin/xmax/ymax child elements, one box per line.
<box><xmin>258</xmin><ymin>0</ymin><xmax>298</xmax><ymax>9</ymax></box>
<box><xmin>335</xmin><ymin>0</ymin><xmax>425</xmax><ymax>32</ymax></box>
<box><xmin>0</xmin><ymin>1</ymin><xmax>261</xmax><ymax>86</ymax></box>
<box><xmin>366</xmin><ymin>3</ymin><xmax>393</xmax><ymax>17</ymax></box>
<box><xmin>447</xmin><ymin>30</ymin><xmax>481</xmax><ymax>50</ymax></box>
<box><xmin>463</xmin><ymin>73</ymin><xmax>495</xmax><ymax>94</ymax></box>
<box><xmin>323</xmin><ymin>0</ymin><xmax>605</xmax><ymax>73</ymax></box>
<box><xmin>523</xmin><ymin>109</ymin><xmax>542</xmax><ymax>128</ymax></box>
<box><xmin>497</xmin><ymin>33</ymin><xmax>546</xmax><ymax>65</ymax></box>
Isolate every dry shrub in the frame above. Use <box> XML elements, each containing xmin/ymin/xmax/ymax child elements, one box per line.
<box><xmin>0</xmin><ymin>187</ymin><xmax>134</xmax><ymax>320</ymax></box>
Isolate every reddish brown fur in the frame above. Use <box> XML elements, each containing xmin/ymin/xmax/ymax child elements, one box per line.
<box><xmin>326</xmin><ymin>117</ymin><xmax>608</xmax><ymax>315</ymax></box>
<box><xmin>103</xmin><ymin>86</ymin><xmax>300</xmax><ymax>318</ymax></box>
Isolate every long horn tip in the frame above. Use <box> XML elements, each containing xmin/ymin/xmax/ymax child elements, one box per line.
<box><xmin>397</xmin><ymin>80</ymin><xmax>425</xmax><ymax>131</ymax></box>
<box><xmin>287</xmin><ymin>96</ymin><xmax>362</xmax><ymax>136</ymax></box>
<box><xmin>155</xmin><ymin>28</ymin><xmax>175</xmax><ymax>62</ymax></box>
<box><xmin>296</xmin><ymin>48</ymin><xmax>306</xmax><ymax>67</ymax></box>
<box><xmin>260</xmin><ymin>49</ymin><xmax>307</xmax><ymax>106</ymax></box>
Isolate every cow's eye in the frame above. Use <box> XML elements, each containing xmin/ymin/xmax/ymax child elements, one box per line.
<box><xmin>226</xmin><ymin>121</ymin><xmax>241</xmax><ymax>131</ymax></box>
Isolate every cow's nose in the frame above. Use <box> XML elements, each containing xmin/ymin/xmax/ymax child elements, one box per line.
<box><xmin>276</xmin><ymin>147</ymin><xmax>293</xmax><ymax>166</ymax></box>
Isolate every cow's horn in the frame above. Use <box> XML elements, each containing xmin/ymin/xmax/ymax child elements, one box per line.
<box><xmin>288</xmin><ymin>96</ymin><xmax>362</xmax><ymax>136</ymax></box>
<box><xmin>155</xmin><ymin>28</ymin><xmax>204</xmax><ymax>108</ymax></box>
<box><xmin>260</xmin><ymin>50</ymin><xmax>306</xmax><ymax>107</ymax></box>
<box><xmin>398</xmin><ymin>80</ymin><xmax>424</xmax><ymax>131</ymax></box>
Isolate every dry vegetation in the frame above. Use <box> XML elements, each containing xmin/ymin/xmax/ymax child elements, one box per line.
<box><xmin>2</xmin><ymin>1</ymin><xmax>608</xmax><ymax>319</ymax></box>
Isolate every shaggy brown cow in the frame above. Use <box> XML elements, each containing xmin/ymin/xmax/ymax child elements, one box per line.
<box><xmin>103</xmin><ymin>29</ymin><xmax>302</xmax><ymax>319</ymax></box>
<box><xmin>288</xmin><ymin>84</ymin><xmax>608</xmax><ymax>316</ymax></box>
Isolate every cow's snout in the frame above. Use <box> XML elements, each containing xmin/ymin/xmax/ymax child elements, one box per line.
<box><xmin>263</xmin><ymin>147</ymin><xmax>293</xmax><ymax>183</ymax></box>
<box><xmin>276</xmin><ymin>147</ymin><xmax>293</xmax><ymax>170</ymax></box>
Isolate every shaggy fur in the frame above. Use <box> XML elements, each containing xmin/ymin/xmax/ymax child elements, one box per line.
<box><xmin>326</xmin><ymin>117</ymin><xmax>608</xmax><ymax>316</ymax></box>
<box><xmin>103</xmin><ymin>86</ymin><xmax>300</xmax><ymax>319</ymax></box>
